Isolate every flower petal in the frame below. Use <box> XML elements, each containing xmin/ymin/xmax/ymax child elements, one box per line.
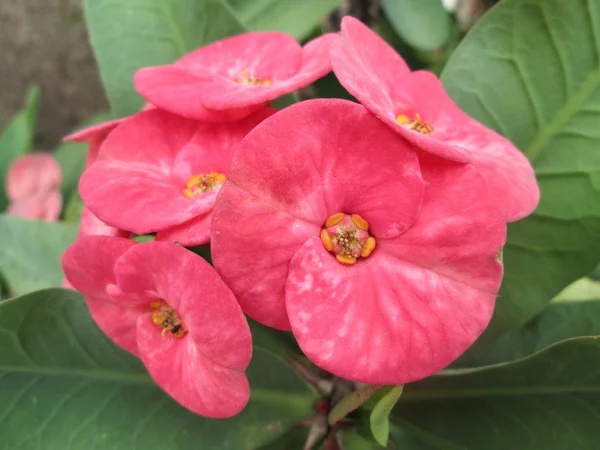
<box><xmin>85</xmin><ymin>295</ymin><xmax>143</xmax><ymax>356</ymax></box>
<box><xmin>286</xmin><ymin>237</ymin><xmax>498</xmax><ymax>384</ymax></box>
<box><xmin>212</xmin><ymin>99</ymin><xmax>423</xmax><ymax>329</ymax></box>
<box><xmin>95</xmin><ymin>109</ymin><xmax>197</xmax><ymax>166</ymax></box>
<box><xmin>63</xmin><ymin>118</ymin><xmax>124</xmax><ymax>144</ymax></box>
<box><xmin>134</xmin><ymin>66</ymin><xmax>262</xmax><ymax>121</ymax></box>
<box><xmin>61</xmin><ymin>235</ymin><xmax>136</xmax><ymax>301</ymax></box>
<box><xmin>330</xmin><ymin>17</ymin><xmax>407</xmax><ymax>120</ymax></box>
<box><xmin>136</xmin><ymin>317</ymin><xmax>250</xmax><ymax>418</ymax></box>
<box><xmin>80</xmin><ymin>162</ymin><xmax>213</xmax><ymax>234</ymax></box>
<box><xmin>78</xmin><ymin>207</ymin><xmax>130</xmax><ymax>239</ymax></box>
<box><xmin>155</xmin><ymin>212</ymin><xmax>212</xmax><ymax>246</ymax></box>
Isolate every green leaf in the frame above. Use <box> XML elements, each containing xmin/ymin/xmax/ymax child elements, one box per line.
<box><xmin>0</xmin><ymin>288</ymin><xmax>317</xmax><ymax>449</ymax></box>
<box><xmin>382</xmin><ymin>0</ymin><xmax>451</xmax><ymax>51</ymax></box>
<box><xmin>54</xmin><ymin>111</ymin><xmax>113</xmax><ymax>201</ymax></box>
<box><xmin>369</xmin><ymin>385</ymin><xmax>403</xmax><ymax>446</ymax></box>
<box><xmin>0</xmin><ymin>215</ymin><xmax>77</xmax><ymax>296</ymax></box>
<box><xmin>393</xmin><ymin>337</ymin><xmax>600</xmax><ymax>449</ymax></box>
<box><xmin>0</xmin><ymin>86</ymin><xmax>40</xmax><ymax>211</ymax></box>
<box><xmin>226</xmin><ymin>0</ymin><xmax>338</xmax><ymax>39</ymax></box>
<box><xmin>458</xmin><ymin>299</ymin><xmax>600</xmax><ymax>367</ymax></box>
<box><xmin>441</xmin><ymin>0</ymin><xmax>600</xmax><ymax>339</ymax></box>
<box><xmin>63</xmin><ymin>191</ymin><xmax>85</xmax><ymax>223</ymax></box>
<box><xmin>84</xmin><ymin>0</ymin><xmax>245</xmax><ymax>117</ymax></box>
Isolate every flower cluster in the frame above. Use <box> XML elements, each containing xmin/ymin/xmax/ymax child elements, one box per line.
<box><xmin>63</xmin><ymin>18</ymin><xmax>539</xmax><ymax>417</ymax></box>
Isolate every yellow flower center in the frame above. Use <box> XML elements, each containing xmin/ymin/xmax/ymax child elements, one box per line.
<box><xmin>183</xmin><ymin>172</ymin><xmax>226</xmax><ymax>199</ymax></box>
<box><xmin>320</xmin><ymin>213</ymin><xmax>376</xmax><ymax>265</ymax></box>
<box><xmin>150</xmin><ymin>300</ymin><xmax>187</xmax><ymax>338</ymax></box>
<box><xmin>233</xmin><ymin>69</ymin><xmax>272</xmax><ymax>86</ymax></box>
<box><xmin>396</xmin><ymin>113</ymin><xmax>433</xmax><ymax>134</ymax></box>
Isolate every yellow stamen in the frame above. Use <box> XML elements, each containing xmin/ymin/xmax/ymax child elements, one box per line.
<box><xmin>496</xmin><ymin>248</ymin><xmax>503</xmax><ymax>264</ymax></box>
<box><xmin>325</xmin><ymin>212</ymin><xmax>345</xmax><ymax>227</ymax></box>
<box><xmin>396</xmin><ymin>114</ymin><xmax>410</xmax><ymax>124</ymax></box>
<box><xmin>150</xmin><ymin>304</ymin><xmax>188</xmax><ymax>338</ymax></box>
<box><xmin>336</xmin><ymin>254</ymin><xmax>357</xmax><ymax>265</ymax></box>
<box><xmin>395</xmin><ymin>113</ymin><xmax>433</xmax><ymax>134</ymax></box>
<box><xmin>233</xmin><ymin>69</ymin><xmax>272</xmax><ymax>86</ymax></box>
<box><xmin>351</xmin><ymin>214</ymin><xmax>369</xmax><ymax>231</ymax></box>
<box><xmin>361</xmin><ymin>237</ymin><xmax>376</xmax><ymax>258</ymax></box>
<box><xmin>149</xmin><ymin>300</ymin><xmax>163</xmax><ymax>310</ymax></box>
<box><xmin>183</xmin><ymin>172</ymin><xmax>226</xmax><ymax>199</ymax></box>
<box><xmin>320</xmin><ymin>229</ymin><xmax>333</xmax><ymax>251</ymax></box>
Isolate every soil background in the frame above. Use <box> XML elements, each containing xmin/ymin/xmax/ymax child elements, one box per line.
<box><xmin>0</xmin><ymin>0</ymin><xmax>108</xmax><ymax>148</ymax></box>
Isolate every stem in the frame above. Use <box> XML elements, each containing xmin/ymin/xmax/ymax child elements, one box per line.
<box><xmin>328</xmin><ymin>384</ymin><xmax>381</xmax><ymax>425</ymax></box>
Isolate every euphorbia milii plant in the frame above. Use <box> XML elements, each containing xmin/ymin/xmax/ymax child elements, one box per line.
<box><xmin>330</xmin><ymin>16</ymin><xmax>539</xmax><ymax>222</ymax></box>
<box><xmin>62</xmin><ymin>237</ymin><xmax>252</xmax><ymax>418</ymax></box>
<box><xmin>211</xmin><ymin>99</ymin><xmax>506</xmax><ymax>384</ymax></box>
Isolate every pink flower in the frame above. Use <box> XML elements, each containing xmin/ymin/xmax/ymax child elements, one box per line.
<box><xmin>211</xmin><ymin>99</ymin><xmax>505</xmax><ymax>384</ymax></box>
<box><xmin>6</xmin><ymin>153</ymin><xmax>62</xmax><ymax>221</ymax></box>
<box><xmin>62</xmin><ymin>237</ymin><xmax>252</xmax><ymax>418</ymax></box>
<box><xmin>330</xmin><ymin>17</ymin><xmax>539</xmax><ymax>222</ymax></box>
<box><xmin>80</xmin><ymin>107</ymin><xmax>275</xmax><ymax>245</ymax></box>
<box><xmin>135</xmin><ymin>32</ymin><xmax>336</xmax><ymax>120</ymax></box>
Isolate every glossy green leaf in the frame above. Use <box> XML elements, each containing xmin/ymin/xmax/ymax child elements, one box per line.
<box><xmin>54</xmin><ymin>111</ymin><xmax>113</xmax><ymax>201</ymax></box>
<box><xmin>84</xmin><ymin>0</ymin><xmax>244</xmax><ymax>117</ymax></box>
<box><xmin>0</xmin><ymin>215</ymin><xmax>77</xmax><ymax>296</ymax></box>
<box><xmin>441</xmin><ymin>0</ymin><xmax>600</xmax><ymax>339</ymax></box>
<box><xmin>0</xmin><ymin>288</ymin><xmax>317</xmax><ymax>449</ymax></box>
<box><xmin>382</xmin><ymin>0</ymin><xmax>451</xmax><ymax>51</ymax></box>
<box><xmin>226</xmin><ymin>0</ymin><xmax>338</xmax><ymax>39</ymax></box>
<box><xmin>0</xmin><ymin>86</ymin><xmax>40</xmax><ymax>211</ymax></box>
<box><xmin>393</xmin><ymin>337</ymin><xmax>600</xmax><ymax>449</ymax></box>
<box><xmin>458</xmin><ymin>299</ymin><xmax>600</xmax><ymax>367</ymax></box>
<box><xmin>369</xmin><ymin>385</ymin><xmax>403</xmax><ymax>446</ymax></box>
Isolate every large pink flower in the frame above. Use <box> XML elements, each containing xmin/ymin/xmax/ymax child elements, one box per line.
<box><xmin>6</xmin><ymin>153</ymin><xmax>62</xmax><ymax>221</ymax></box>
<box><xmin>330</xmin><ymin>17</ymin><xmax>539</xmax><ymax>222</ymax></box>
<box><xmin>211</xmin><ymin>99</ymin><xmax>505</xmax><ymax>384</ymax></box>
<box><xmin>135</xmin><ymin>32</ymin><xmax>336</xmax><ymax>120</ymax></box>
<box><xmin>62</xmin><ymin>237</ymin><xmax>252</xmax><ymax>418</ymax></box>
<box><xmin>80</xmin><ymin>107</ymin><xmax>274</xmax><ymax>245</ymax></box>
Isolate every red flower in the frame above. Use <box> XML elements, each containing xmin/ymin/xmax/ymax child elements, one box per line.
<box><xmin>79</xmin><ymin>107</ymin><xmax>274</xmax><ymax>245</ymax></box>
<box><xmin>135</xmin><ymin>32</ymin><xmax>336</xmax><ymax>120</ymax></box>
<box><xmin>330</xmin><ymin>17</ymin><xmax>539</xmax><ymax>222</ymax></box>
<box><xmin>6</xmin><ymin>153</ymin><xmax>62</xmax><ymax>221</ymax></box>
<box><xmin>62</xmin><ymin>237</ymin><xmax>252</xmax><ymax>418</ymax></box>
<box><xmin>211</xmin><ymin>99</ymin><xmax>505</xmax><ymax>384</ymax></box>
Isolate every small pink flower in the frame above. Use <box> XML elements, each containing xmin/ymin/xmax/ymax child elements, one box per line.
<box><xmin>211</xmin><ymin>99</ymin><xmax>505</xmax><ymax>384</ymax></box>
<box><xmin>6</xmin><ymin>153</ymin><xmax>62</xmax><ymax>221</ymax></box>
<box><xmin>330</xmin><ymin>17</ymin><xmax>539</xmax><ymax>222</ymax></box>
<box><xmin>135</xmin><ymin>32</ymin><xmax>336</xmax><ymax>120</ymax></box>
<box><xmin>80</xmin><ymin>107</ymin><xmax>275</xmax><ymax>245</ymax></box>
<box><xmin>62</xmin><ymin>237</ymin><xmax>252</xmax><ymax>418</ymax></box>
